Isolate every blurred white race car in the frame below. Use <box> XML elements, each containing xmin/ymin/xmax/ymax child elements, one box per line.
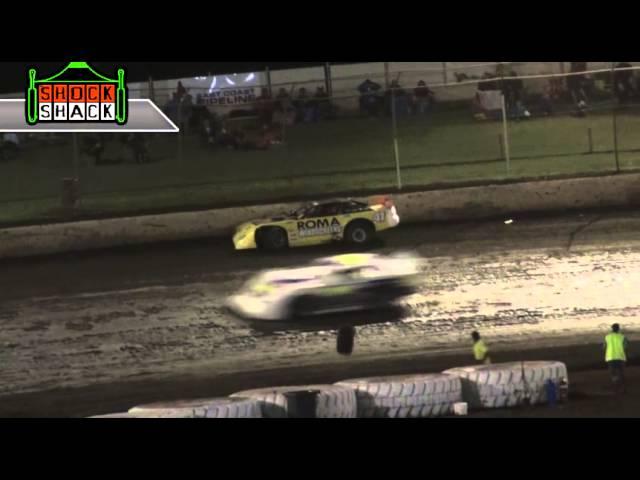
<box><xmin>226</xmin><ymin>253</ymin><xmax>420</xmax><ymax>321</ymax></box>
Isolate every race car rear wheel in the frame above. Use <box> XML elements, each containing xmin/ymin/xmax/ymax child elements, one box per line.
<box><xmin>344</xmin><ymin>221</ymin><xmax>375</xmax><ymax>246</ymax></box>
<box><xmin>257</xmin><ymin>227</ymin><xmax>289</xmax><ymax>251</ymax></box>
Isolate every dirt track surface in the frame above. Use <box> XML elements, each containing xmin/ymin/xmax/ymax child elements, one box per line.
<box><xmin>3</xmin><ymin>208</ymin><xmax>640</xmax><ymax>417</ymax></box>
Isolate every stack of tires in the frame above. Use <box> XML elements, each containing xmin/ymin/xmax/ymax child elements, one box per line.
<box><xmin>89</xmin><ymin>413</ymin><xmax>134</xmax><ymax>418</ymax></box>
<box><xmin>443</xmin><ymin>361</ymin><xmax>568</xmax><ymax>410</ymax></box>
<box><xmin>89</xmin><ymin>361</ymin><xmax>569</xmax><ymax>418</ymax></box>
<box><xmin>336</xmin><ymin>373</ymin><xmax>462</xmax><ymax>418</ymax></box>
<box><xmin>98</xmin><ymin>397</ymin><xmax>263</xmax><ymax>418</ymax></box>
<box><xmin>231</xmin><ymin>385</ymin><xmax>357</xmax><ymax>418</ymax></box>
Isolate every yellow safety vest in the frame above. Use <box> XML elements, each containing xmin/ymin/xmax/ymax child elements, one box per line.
<box><xmin>473</xmin><ymin>340</ymin><xmax>489</xmax><ymax>361</ymax></box>
<box><xmin>605</xmin><ymin>333</ymin><xmax>627</xmax><ymax>362</ymax></box>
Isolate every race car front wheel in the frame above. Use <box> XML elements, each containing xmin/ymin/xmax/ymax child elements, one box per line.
<box><xmin>257</xmin><ymin>227</ymin><xmax>289</xmax><ymax>251</ymax></box>
<box><xmin>344</xmin><ymin>221</ymin><xmax>375</xmax><ymax>246</ymax></box>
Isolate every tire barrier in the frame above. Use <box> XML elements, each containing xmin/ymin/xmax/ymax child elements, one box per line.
<box><xmin>231</xmin><ymin>385</ymin><xmax>357</xmax><ymax>418</ymax></box>
<box><xmin>127</xmin><ymin>397</ymin><xmax>262</xmax><ymax>418</ymax></box>
<box><xmin>336</xmin><ymin>373</ymin><xmax>462</xmax><ymax>418</ymax></box>
<box><xmin>443</xmin><ymin>361</ymin><xmax>569</xmax><ymax>409</ymax></box>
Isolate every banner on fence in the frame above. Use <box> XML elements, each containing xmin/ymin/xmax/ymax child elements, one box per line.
<box><xmin>198</xmin><ymin>88</ymin><xmax>258</xmax><ymax>107</ymax></box>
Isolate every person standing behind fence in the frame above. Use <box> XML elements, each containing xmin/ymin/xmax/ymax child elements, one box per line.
<box><xmin>358</xmin><ymin>79</ymin><xmax>382</xmax><ymax>116</ymax></box>
<box><xmin>567</xmin><ymin>62</ymin><xmax>589</xmax><ymax>107</ymax></box>
<box><xmin>314</xmin><ymin>87</ymin><xmax>331</xmax><ymax>121</ymax></box>
<box><xmin>471</xmin><ymin>331</ymin><xmax>491</xmax><ymax>364</ymax></box>
<box><xmin>604</xmin><ymin>323</ymin><xmax>629</xmax><ymax>394</ymax></box>
<box><xmin>294</xmin><ymin>87</ymin><xmax>309</xmax><ymax>123</ymax></box>
<box><xmin>256</xmin><ymin>88</ymin><xmax>274</xmax><ymax>126</ymax></box>
<box><xmin>175</xmin><ymin>81</ymin><xmax>187</xmax><ymax>102</ymax></box>
<box><xmin>614</xmin><ymin>63</ymin><xmax>634</xmax><ymax>104</ymax></box>
<box><xmin>413</xmin><ymin>80</ymin><xmax>435</xmax><ymax>115</ymax></box>
<box><xmin>386</xmin><ymin>80</ymin><xmax>409</xmax><ymax>117</ymax></box>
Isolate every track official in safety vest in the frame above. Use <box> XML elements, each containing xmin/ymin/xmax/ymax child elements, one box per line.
<box><xmin>471</xmin><ymin>331</ymin><xmax>491</xmax><ymax>364</ymax></box>
<box><xmin>604</xmin><ymin>324</ymin><xmax>629</xmax><ymax>394</ymax></box>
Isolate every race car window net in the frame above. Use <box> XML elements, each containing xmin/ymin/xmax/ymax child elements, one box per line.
<box><xmin>293</xmin><ymin>203</ymin><xmax>315</xmax><ymax>218</ymax></box>
<box><xmin>343</xmin><ymin>201</ymin><xmax>370</xmax><ymax>213</ymax></box>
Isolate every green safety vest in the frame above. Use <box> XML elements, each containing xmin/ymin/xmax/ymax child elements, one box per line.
<box><xmin>605</xmin><ymin>333</ymin><xmax>627</xmax><ymax>362</ymax></box>
<box><xmin>473</xmin><ymin>340</ymin><xmax>489</xmax><ymax>361</ymax></box>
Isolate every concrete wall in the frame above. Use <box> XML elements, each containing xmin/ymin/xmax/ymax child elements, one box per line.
<box><xmin>2</xmin><ymin>172</ymin><xmax>640</xmax><ymax>260</ymax></box>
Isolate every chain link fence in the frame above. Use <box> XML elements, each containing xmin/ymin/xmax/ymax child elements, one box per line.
<box><xmin>2</xmin><ymin>62</ymin><xmax>640</xmax><ymax>226</ymax></box>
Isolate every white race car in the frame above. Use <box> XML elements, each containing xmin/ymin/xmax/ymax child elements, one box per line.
<box><xmin>226</xmin><ymin>253</ymin><xmax>420</xmax><ymax>321</ymax></box>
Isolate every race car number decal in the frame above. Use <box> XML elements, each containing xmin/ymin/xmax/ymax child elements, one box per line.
<box><xmin>373</xmin><ymin>211</ymin><xmax>386</xmax><ymax>222</ymax></box>
<box><xmin>298</xmin><ymin>217</ymin><xmax>342</xmax><ymax>237</ymax></box>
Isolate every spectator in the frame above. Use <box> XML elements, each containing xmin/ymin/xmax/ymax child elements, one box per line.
<box><xmin>614</xmin><ymin>62</ymin><xmax>634</xmax><ymax>104</ymax></box>
<box><xmin>567</xmin><ymin>62</ymin><xmax>589</xmax><ymax>107</ymax></box>
<box><xmin>314</xmin><ymin>86</ymin><xmax>332</xmax><ymax>121</ymax></box>
<box><xmin>386</xmin><ymin>80</ymin><xmax>410</xmax><ymax>117</ymax></box>
<box><xmin>413</xmin><ymin>80</ymin><xmax>435</xmax><ymax>115</ymax></box>
<box><xmin>164</xmin><ymin>93</ymin><xmax>180</xmax><ymax>125</ymax></box>
<box><xmin>1</xmin><ymin>133</ymin><xmax>20</xmax><ymax>161</ymax></box>
<box><xmin>504</xmin><ymin>70</ymin><xmax>524</xmax><ymax>112</ymax></box>
<box><xmin>270</xmin><ymin>90</ymin><xmax>291</xmax><ymax>127</ymax></box>
<box><xmin>175</xmin><ymin>81</ymin><xmax>187</xmax><ymax>101</ymax></box>
<box><xmin>455</xmin><ymin>72</ymin><xmax>469</xmax><ymax>83</ymax></box>
<box><xmin>273</xmin><ymin>88</ymin><xmax>295</xmax><ymax>126</ymax></box>
<box><xmin>181</xmin><ymin>92</ymin><xmax>194</xmax><ymax>134</ymax></box>
<box><xmin>256</xmin><ymin>87</ymin><xmax>274</xmax><ymax>125</ymax></box>
<box><xmin>276</xmin><ymin>87</ymin><xmax>292</xmax><ymax>112</ymax></box>
<box><xmin>127</xmin><ymin>134</ymin><xmax>149</xmax><ymax>164</ymax></box>
<box><xmin>82</xmin><ymin>135</ymin><xmax>105</xmax><ymax>165</ymax></box>
<box><xmin>503</xmin><ymin>71</ymin><xmax>530</xmax><ymax>120</ymax></box>
<box><xmin>3</xmin><ymin>133</ymin><xmax>19</xmax><ymax>148</ymax></box>
<box><xmin>201</xmin><ymin>110</ymin><xmax>221</xmax><ymax>146</ymax></box>
<box><xmin>217</xmin><ymin>127</ymin><xmax>241</xmax><ymax>150</ymax></box>
<box><xmin>539</xmin><ymin>83</ymin><xmax>554</xmax><ymax>116</ymax></box>
<box><xmin>358</xmin><ymin>78</ymin><xmax>383</xmax><ymax>116</ymax></box>
<box><xmin>478</xmin><ymin>72</ymin><xmax>498</xmax><ymax>92</ymax></box>
<box><xmin>294</xmin><ymin>87</ymin><xmax>310</xmax><ymax>123</ymax></box>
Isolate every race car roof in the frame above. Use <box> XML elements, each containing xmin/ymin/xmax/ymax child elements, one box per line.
<box><xmin>304</xmin><ymin>198</ymin><xmax>367</xmax><ymax>207</ymax></box>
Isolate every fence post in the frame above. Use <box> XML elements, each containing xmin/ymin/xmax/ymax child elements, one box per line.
<box><xmin>72</xmin><ymin>133</ymin><xmax>79</xmax><ymax>178</ymax></box>
<box><xmin>501</xmin><ymin>94</ymin><xmax>511</xmax><ymax>175</ymax></box>
<box><xmin>266</xmin><ymin>66</ymin><xmax>272</xmax><ymax>97</ymax></box>
<box><xmin>177</xmin><ymin>101</ymin><xmax>183</xmax><ymax>162</ymax></box>
<box><xmin>442</xmin><ymin>62</ymin><xmax>448</xmax><ymax>85</ymax></box>
<box><xmin>391</xmin><ymin>88</ymin><xmax>402</xmax><ymax>190</ymax></box>
<box><xmin>611</xmin><ymin>62</ymin><xmax>620</xmax><ymax>173</ymax></box>
<box><xmin>148</xmin><ymin>76</ymin><xmax>155</xmax><ymax>103</ymax></box>
<box><xmin>324</xmin><ymin>62</ymin><xmax>333</xmax><ymax>97</ymax></box>
<box><xmin>384</xmin><ymin>62</ymin><xmax>390</xmax><ymax>89</ymax></box>
<box><xmin>587</xmin><ymin>128</ymin><xmax>593</xmax><ymax>154</ymax></box>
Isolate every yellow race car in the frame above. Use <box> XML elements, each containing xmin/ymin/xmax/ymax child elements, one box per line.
<box><xmin>233</xmin><ymin>196</ymin><xmax>400</xmax><ymax>251</ymax></box>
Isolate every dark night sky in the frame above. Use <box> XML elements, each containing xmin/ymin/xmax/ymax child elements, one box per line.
<box><xmin>0</xmin><ymin>62</ymin><xmax>361</xmax><ymax>94</ymax></box>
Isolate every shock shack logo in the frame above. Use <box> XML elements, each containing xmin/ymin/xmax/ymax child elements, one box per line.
<box><xmin>26</xmin><ymin>62</ymin><xmax>127</xmax><ymax>125</ymax></box>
